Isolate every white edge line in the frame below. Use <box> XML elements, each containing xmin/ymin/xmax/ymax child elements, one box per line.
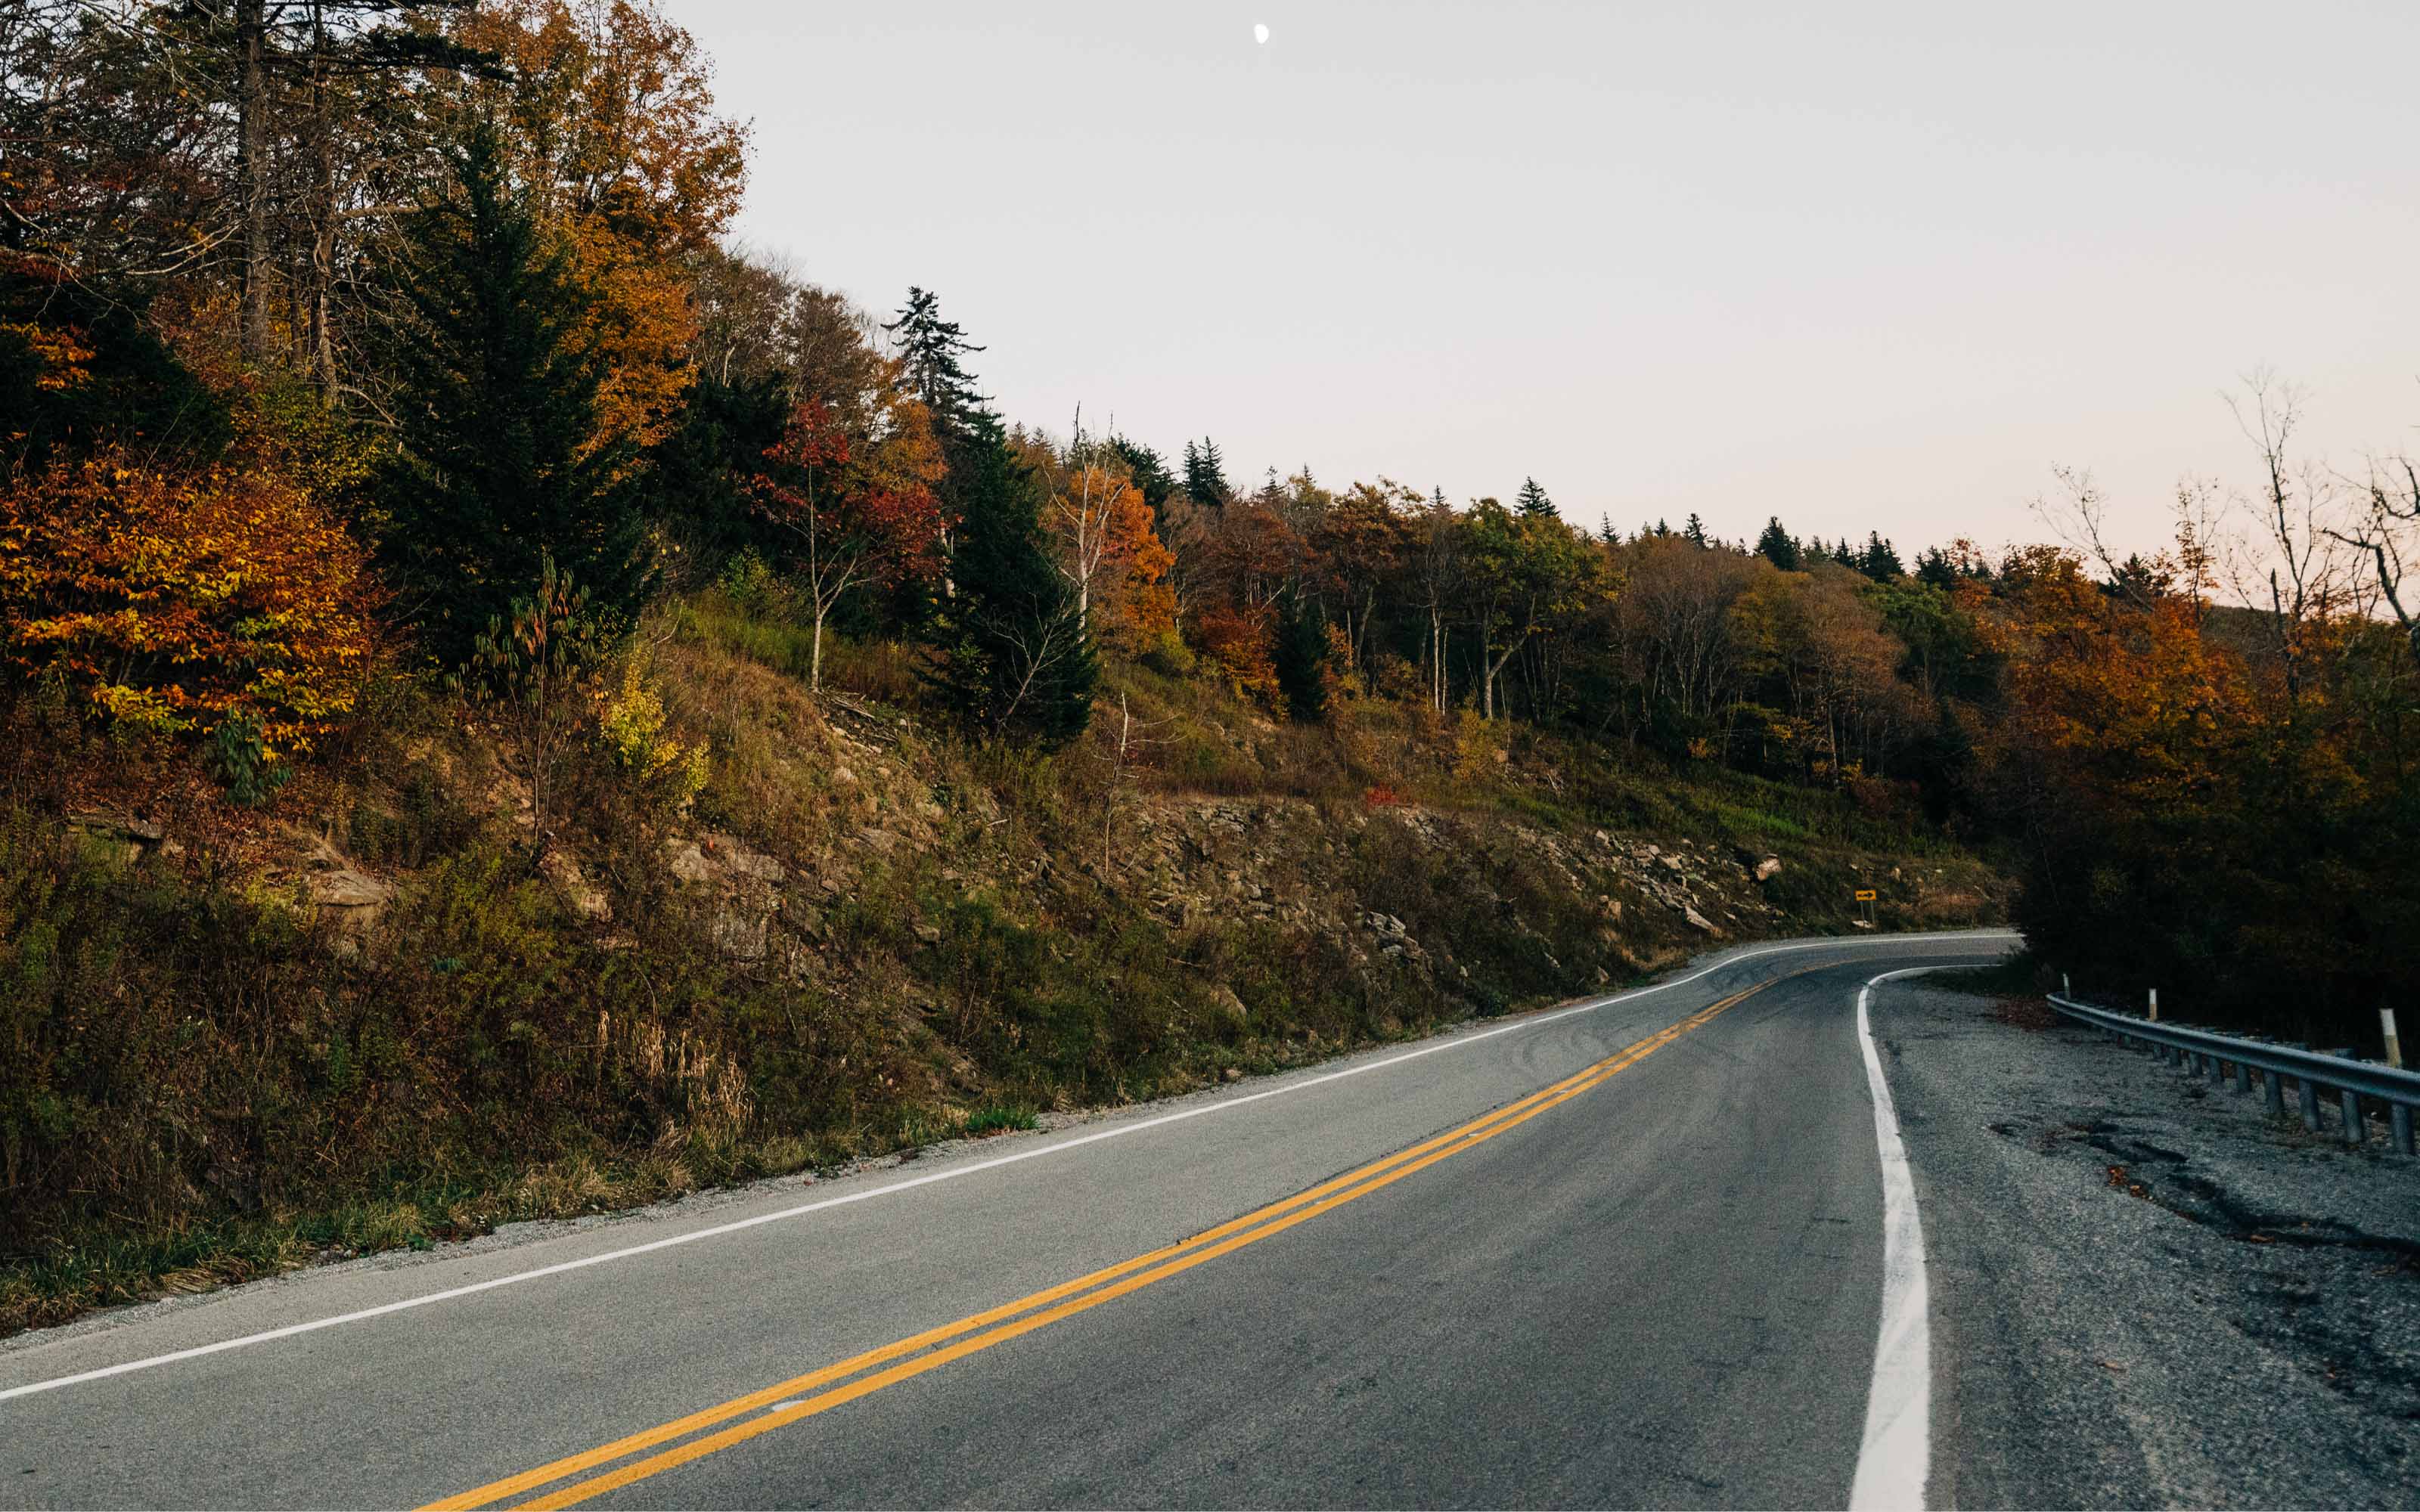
<box><xmin>1848</xmin><ymin>965</ymin><xmax>1956</xmax><ymax>1512</ymax></box>
<box><xmin>0</xmin><ymin>931</ymin><xmax>2015</xmax><ymax>1406</ymax></box>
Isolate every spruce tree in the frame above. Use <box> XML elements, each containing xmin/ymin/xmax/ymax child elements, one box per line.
<box><xmin>1913</xmin><ymin>545</ymin><xmax>1959</xmax><ymax>590</ymax></box>
<box><xmin>921</xmin><ymin>413</ymin><xmax>1096</xmax><ymax>746</ymax></box>
<box><xmin>1755</xmin><ymin>516</ymin><xmax>1800</xmax><ymax>571</ymax></box>
<box><xmin>1833</xmin><ymin>538</ymin><xmax>1860</xmax><ymax>568</ymax></box>
<box><xmin>1860</xmin><ymin>531</ymin><xmax>1905</xmax><ymax>581</ymax></box>
<box><xmin>882</xmin><ymin>287</ymin><xmax>988</xmax><ymax>442</ymax></box>
<box><xmin>1272</xmin><ymin>586</ymin><xmax>1330</xmax><ymax>722</ymax></box>
<box><xmin>1515</xmin><ymin>476</ymin><xmax>1556</xmax><ymax>519</ymax></box>
<box><xmin>1182</xmin><ymin>435</ymin><xmax>1230</xmax><ymax>508</ymax></box>
<box><xmin>1110</xmin><ymin>435</ymin><xmax>1177</xmax><ymax>518</ymax></box>
<box><xmin>1683</xmin><ymin>513</ymin><xmax>1708</xmax><ymax>547</ymax></box>
<box><xmin>377</xmin><ymin>124</ymin><xmax>647</xmax><ymax>666</ymax></box>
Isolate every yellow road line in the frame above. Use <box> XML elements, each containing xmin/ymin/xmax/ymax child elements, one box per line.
<box><xmin>427</xmin><ymin>968</ymin><xmax>1817</xmax><ymax>1511</ymax></box>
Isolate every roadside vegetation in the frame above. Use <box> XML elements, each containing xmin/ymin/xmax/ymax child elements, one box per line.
<box><xmin>2</xmin><ymin>0</ymin><xmax>2410</xmax><ymax>1335</ymax></box>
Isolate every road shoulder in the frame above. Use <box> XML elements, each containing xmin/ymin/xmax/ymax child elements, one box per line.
<box><xmin>1872</xmin><ymin>978</ymin><xmax>2419</xmax><ymax>1509</ymax></box>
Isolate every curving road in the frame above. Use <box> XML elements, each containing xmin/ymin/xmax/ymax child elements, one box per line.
<box><xmin>0</xmin><ymin>931</ymin><xmax>2013</xmax><ymax>1509</ymax></box>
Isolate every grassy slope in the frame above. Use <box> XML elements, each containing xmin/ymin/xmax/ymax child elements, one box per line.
<box><xmin>0</xmin><ymin>591</ymin><xmax>2007</xmax><ymax>1335</ymax></box>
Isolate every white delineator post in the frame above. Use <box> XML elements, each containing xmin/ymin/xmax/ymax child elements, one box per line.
<box><xmin>2384</xmin><ymin>1009</ymin><xmax>2403</xmax><ymax>1070</ymax></box>
<box><xmin>2148</xmin><ymin>987</ymin><xmax>2159</xmax><ymax>1022</ymax></box>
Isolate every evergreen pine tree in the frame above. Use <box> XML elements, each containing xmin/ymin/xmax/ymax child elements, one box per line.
<box><xmin>1913</xmin><ymin>545</ymin><xmax>1959</xmax><ymax>590</ymax></box>
<box><xmin>1515</xmin><ymin>476</ymin><xmax>1556</xmax><ymax>518</ymax></box>
<box><xmin>1832</xmin><ymin>538</ymin><xmax>1859</xmax><ymax>568</ymax></box>
<box><xmin>1272</xmin><ymin>586</ymin><xmax>1330</xmax><ymax>723</ymax></box>
<box><xmin>921</xmin><ymin>413</ymin><xmax>1096</xmax><ymax>746</ymax></box>
<box><xmin>1860</xmin><ymin>531</ymin><xmax>1905</xmax><ymax>581</ymax></box>
<box><xmin>1182</xmin><ymin>435</ymin><xmax>1230</xmax><ymax>507</ymax></box>
<box><xmin>377</xmin><ymin>124</ymin><xmax>647</xmax><ymax>666</ymax></box>
<box><xmin>642</xmin><ymin>368</ymin><xmax>789</xmax><ymax>570</ymax></box>
<box><xmin>1683</xmin><ymin>513</ymin><xmax>1708</xmax><ymax>547</ymax></box>
<box><xmin>881</xmin><ymin>287</ymin><xmax>988</xmax><ymax>442</ymax></box>
<box><xmin>1654</xmin><ymin>518</ymin><xmax>1671</xmax><ymax>538</ymax></box>
<box><xmin>1599</xmin><ymin>517</ymin><xmax>1620</xmax><ymax>545</ymax></box>
<box><xmin>1755</xmin><ymin>516</ymin><xmax>1801</xmax><ymax>571</ymax></box>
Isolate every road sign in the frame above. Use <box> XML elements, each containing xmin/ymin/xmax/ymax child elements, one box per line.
<box><xmin>1854</xmin><ymin>889</ymin><xmax>1877</xmax><ymax>901</ymax></box>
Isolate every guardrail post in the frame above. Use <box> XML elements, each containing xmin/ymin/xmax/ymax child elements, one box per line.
<box><xmin>2295</xmin><ymin>1053</ymin><xmax>2324</xmax><ymax>1132</ymax></box>
<box><xmin>2325</xmin><ymin>1051</ymin><xmax>2363</xmax><ymax>1145</ymax></box>
<box><xmin>2394</xmin><ymin>1101</ymin><xmax>2415</xmax><ymax>1156</ymax></box>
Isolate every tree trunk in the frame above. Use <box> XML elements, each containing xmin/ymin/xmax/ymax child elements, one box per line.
<box><xmin>236</xmin><ymin>0</ymin><xmax>272</xmax><ymax>363</ymax></box>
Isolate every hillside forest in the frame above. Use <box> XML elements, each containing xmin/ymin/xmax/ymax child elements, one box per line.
<box><xmin>4</xmin><ymin>1</ymin><xmax>2417</xmax><ymax>1328</ymax></box>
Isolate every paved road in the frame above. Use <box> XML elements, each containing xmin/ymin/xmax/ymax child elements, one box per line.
<box><xmin>0</xmin><ymin>931</ymin><xmax>2012</xmax><ymax>1510</ymax></box>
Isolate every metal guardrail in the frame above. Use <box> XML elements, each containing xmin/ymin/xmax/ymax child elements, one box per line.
<box><xmin>2046</xmin><ymin>993</ymin><xmax>2418</xmax><ymax>1157</ymax></box>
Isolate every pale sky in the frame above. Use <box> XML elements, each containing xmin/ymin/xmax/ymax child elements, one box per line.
<box><xmin>678</xmin><ymin>2</ymin><xmax>2420</xmax><ymax>559</ymax></box>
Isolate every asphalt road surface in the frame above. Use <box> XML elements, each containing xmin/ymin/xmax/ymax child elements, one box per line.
<box><xmin>1</xmin><ymin>931</ymin><xmax>2014</xmax><ymax>1510</ymax></box>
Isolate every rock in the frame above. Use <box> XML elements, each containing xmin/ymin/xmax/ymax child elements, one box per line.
<box><xmin>707</xmin><ymin>832</ymin><xmax>785</xmax><ymax>883</ymax></box>
<box><xmin>1683</xmin><ymin>906</ymin><xmax>1723</xmax><ymax>936</ymax></box>
<box><xmin>1755</xmin><ymin>857</ymin><xmax>1784</xmax><ymax>882</ymax></box>
<box><xmin>830</xmin><ymin>765</ymin><xmax>857</xmax><ymax>788</ymax></box>
<box><xmin>68</xmin><ymin>807</ymin><xmax>163</xmax><ymax>844</ymax></box>
<box><xmin>308</xmin><ymin>863</ymin><xmax>389</xmax><ymax>912</ymax></box>
<box><xmin>1597</xmin><ymin>895</ymin><xmax>1623</xmax><ymax>921</ymax></box>
<box><xmin>711</xmin><ymin>907</ymin><xmax>769</xmax><ymax>961</ymax></box>
<box><xmin>1222</xmin><ymin>1067</ymin><xmax>1244</xmax><ymax>1083</ymax></box>
<box><xmin>914</xmin><ymin>923</ymin><xmax>943</xmax><ymax>945</ymax></box>
<box><xmin>1661</xmin><ymin>854</ymin><xmax>1687</xmax><ymax>873</ymax></box>
<box><xmin>1207</xmin><ymin>985</ymin><xmax>1250</xmax><ymax>1024</ymax></box>
<box><xmin>541</xmin><ymin>850</ymin><xmax>612</xmax><ymax>924</ymax></box>
<box><xmin>856</xmin><ymin>827</ymin><xmax>901</xmax><ymax>857</ymax></box>
<box><xmin>663</xmin><ymin>837</ymin><xmax>712</xmax><ymax>883</ymax></box>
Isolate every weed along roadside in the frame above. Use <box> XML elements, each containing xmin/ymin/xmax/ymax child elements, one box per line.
<box><xmin>0</xmin><ymin>638</ymin><xmax>2006</xmax><ymax>1338</ymax></box>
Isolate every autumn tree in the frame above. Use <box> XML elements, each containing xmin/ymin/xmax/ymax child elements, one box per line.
<box><xmin>1030</xmin><ymin>416</ymin><xmax>1163</xmax><ymax>635</ymax></box>
<box><xmin>1461</xmin><ymin>497</ymin><xmax>1596</xmax><ymax>720</ymax></box>
<box><xmin>0</xmin><ymin>450</ymin><xmax>374</xmax><ymax>759</ymax></box>
<box><xmin>375</xmin><ymin>124</ymin><xmax>647</xmax><ymax>665</ymax></box>
<box><xmin>750</xmin><ymin>399</ymin><xmax>944</xmax><ymax>690</ymax></box>
<box><xmin>444</xmin><ymin>0</ymin><xmax>747</xmax><ymax>448</ymax></box>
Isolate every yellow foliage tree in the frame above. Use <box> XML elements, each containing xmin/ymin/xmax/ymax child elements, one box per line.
<box><xmin>0</xmin><ymin>454</ymin><xmax>376</xmax><ymax>755</ymax></box>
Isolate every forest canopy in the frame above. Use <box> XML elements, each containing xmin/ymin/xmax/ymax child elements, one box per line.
<box><xmin>2</xmin><ymin>0</ymin><xmax>2416</xmax><ymax>1047</ymax></box>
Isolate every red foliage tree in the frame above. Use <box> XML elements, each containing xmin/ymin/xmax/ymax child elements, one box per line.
<box><xmin>749</xmin><ymin>400</ymin><xmax>944</xmax><ymax>690</ymax></box>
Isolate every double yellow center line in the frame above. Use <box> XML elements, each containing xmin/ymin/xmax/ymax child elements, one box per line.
<box><xmin>426</xmin><ymin>969</ymin><xmax>1812</xmax><ymax>1510</ymax></box>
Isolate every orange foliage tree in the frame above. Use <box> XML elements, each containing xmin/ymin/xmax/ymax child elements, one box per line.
<box><xmin>446</xmin><ymin>0</ymin><xmax>751</xmax><ymax>451</ymax></box>
<box><xmin>0</xmin><ymin>454</ymin><xmax>375</xmax><ymax>755</ymax></box>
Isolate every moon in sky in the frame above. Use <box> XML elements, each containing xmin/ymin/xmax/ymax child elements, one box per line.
<box><xmin>1253</xmin><ymin>22</ymin><xmax>1270</xmax><ymax>45</ymax></box>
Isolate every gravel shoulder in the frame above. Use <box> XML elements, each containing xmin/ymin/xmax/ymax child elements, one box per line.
<box><xmin>1872</xmin><ymin>977</ymin><xmax>2420</xmax><ymax>1510</ymax></box>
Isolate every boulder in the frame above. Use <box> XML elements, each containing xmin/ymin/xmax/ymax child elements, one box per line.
<box><xmin>1683</xmin><ymin>906</ymin><xmax>1723</xmax><ymax>936</ymax></box>
<box><xmin>1755</xmin><ymin>857</ymin><xmax>1784</xmax><ymax>882</ymax></box>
